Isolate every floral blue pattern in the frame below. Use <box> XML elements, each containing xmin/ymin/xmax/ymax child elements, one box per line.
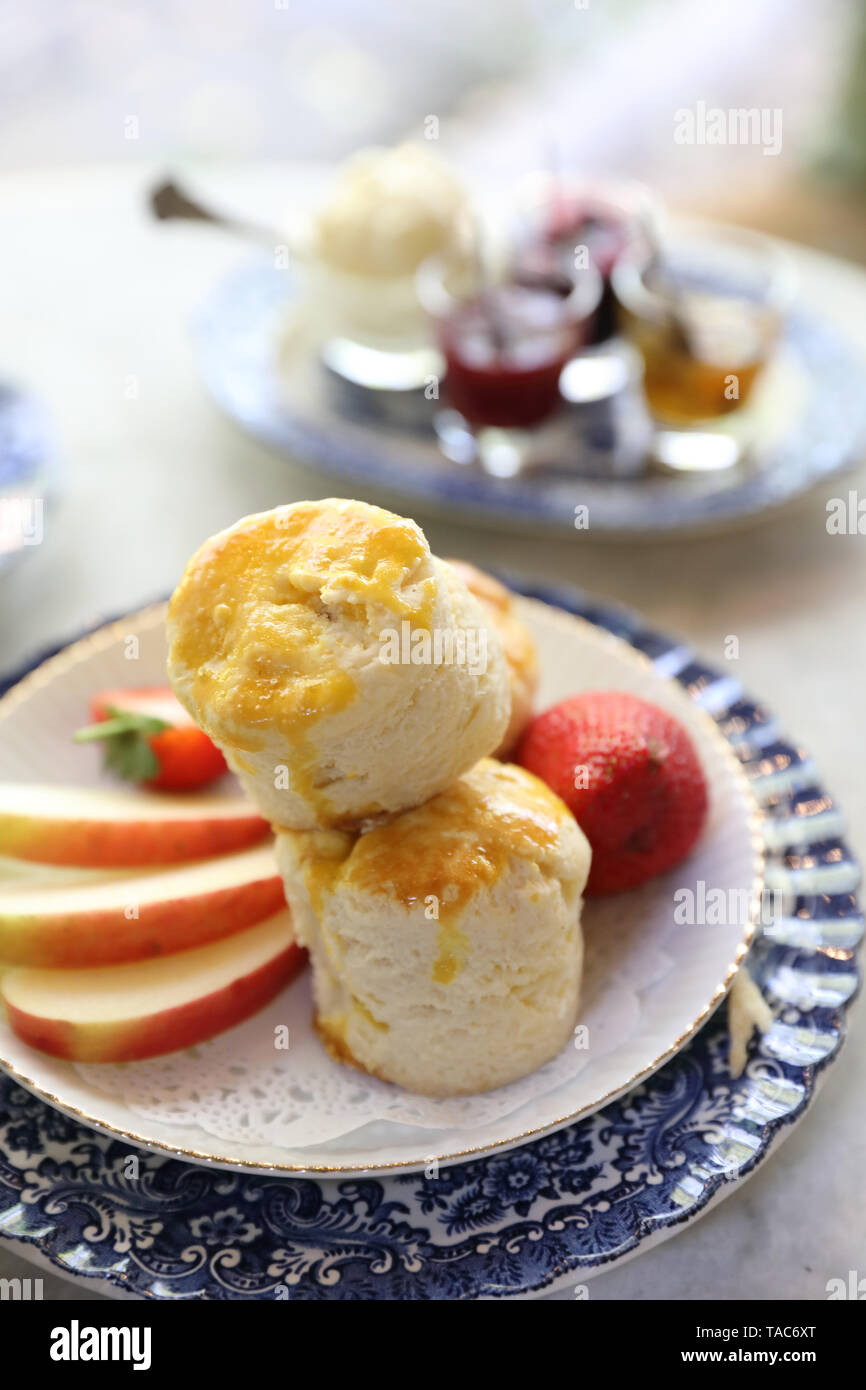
<box><xmin>0</xmin><ymin>586</ymin><xmax>860</xmax><ymax>1299</ymax></box>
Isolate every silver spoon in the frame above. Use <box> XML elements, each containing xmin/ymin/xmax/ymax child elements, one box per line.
<box><xmin>149</xmin><ymin>177</ymin><xmax>278</xmax><ymax>246</ymax></box>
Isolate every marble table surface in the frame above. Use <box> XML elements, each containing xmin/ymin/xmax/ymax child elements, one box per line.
<box><xmin>0</xmin><ymin>163</ymin><xmax>863</xmax><ymax>1301</ymax></box>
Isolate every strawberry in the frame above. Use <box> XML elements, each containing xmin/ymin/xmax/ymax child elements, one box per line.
<box><xmin>516</xmin><ymin>690</ymin><xmax>708</xmax><ymax>895</ymax></box>
<box><xmin>75</xmin><ymin>687</ymin><xmax>227</xmax><ymax>792</ymax></box>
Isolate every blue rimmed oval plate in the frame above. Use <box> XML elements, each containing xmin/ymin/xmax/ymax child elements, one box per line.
<box><xmin>0</xmin><ymin>582</ymin><xmax>859</xmax><ymax>1298</ymax></box>
<box><xmin>193</xmin><ymin>257</ymin><xmax>866</xmax><ymax>537</ymax></box>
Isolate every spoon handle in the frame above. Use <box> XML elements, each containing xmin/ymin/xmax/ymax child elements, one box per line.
<box><xmin>149</xmin><ymin>178</ymin><xmax>278</xmax><ymax>246</ymax></box>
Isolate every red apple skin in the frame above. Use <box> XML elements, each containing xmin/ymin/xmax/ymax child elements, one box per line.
<box><xmin>0</xmin><ymin>877</ymin><xmax>287</xmax><ymax>969</ymax></box>
<box><xmin>4</xmin><ymin>941</ymin><xmax>307</xmax><ymax>1062</ymax></box>
<box><xmin>0</xmin><ymin>810</ymin><xmax>270</xmax><ymax>868</ymax></box>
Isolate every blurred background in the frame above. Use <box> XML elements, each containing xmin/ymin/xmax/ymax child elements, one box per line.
<box><xmin>1</xmin><ymin>0</ymin><xmax>864</xmax><ymax>255</ymax></box>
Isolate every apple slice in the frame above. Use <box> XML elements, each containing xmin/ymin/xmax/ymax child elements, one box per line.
<box><xmin>0</xmin><ymin>844</ymin><xmax>285</xmax><ymax>968</ymax></box>
<box><xmin>1</xmin><ymin>909</ymin><xmax>305</xmax><ymax>1062</ymax></box>
<box><xmin>0</xmin><ymin>783</ymin><xmax>269</xmax><ymax>868</ymax></box>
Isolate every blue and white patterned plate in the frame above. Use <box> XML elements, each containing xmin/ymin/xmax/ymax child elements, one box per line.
<box><xmin>193</xmin><ymin>258</ymin><xmax>866</xmax><ymax>537</ymax></box>
<box><xmin>0</xmin><ymin>583</ymin><xmax>859</xmax><ymax>1298</ymax></box>
<box><xmin>0</xmin><ymin>383</ymin><xmax>53</xmax><ymax>576</ymax></box>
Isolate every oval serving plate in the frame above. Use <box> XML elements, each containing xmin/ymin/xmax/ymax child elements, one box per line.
<box><xmin>0</xmin><ymin>591</ymin><xmax>761</xmax><ymax>1176</ymax></box>
<box><xmin>193</xmin><ymin>256</ymin><xmax>866</xmax><ymax>537</ymax></box>
<box><xmin>0</xmin><ymin>584</ymin><xmax>859</xmax><ymax>1299</ymax></box>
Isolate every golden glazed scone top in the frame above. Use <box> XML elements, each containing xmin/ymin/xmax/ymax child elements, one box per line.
<box><xmin>292</xmin><ymin>759</ymin><xmax>576</xmax><ymax>984</ymax></box>
<box><xmin>167</xmin><ymin>499</ymin><xmax>436</xmax><ymax>748</ymax></box>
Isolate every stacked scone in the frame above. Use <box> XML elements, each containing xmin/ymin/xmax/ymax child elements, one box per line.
<box><xmin>168</xmin><ymin>499</ymin><xmax>590</xmax><ymax>1096</ymax></box>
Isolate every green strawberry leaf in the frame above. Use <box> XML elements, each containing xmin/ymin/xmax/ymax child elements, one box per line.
<box><xmin>73</xmin><ymin>705</ymin><xmax>170</xmax><ymax>783</ymax></box>
<box><xmin>103</xmin><ymin>730</ymin><xmax>162</xmax><ymax>782</ymax></box>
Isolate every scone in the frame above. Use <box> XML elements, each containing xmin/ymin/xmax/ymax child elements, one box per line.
<box><xmin>446</xmin><ymin>560</ymin><xmax>539</xmax><ymax>757</ymax></box>
<box><xmin>275</xmin><ymin>759</ymin><xmax>591</xmax><ymax>1096</ymax></box>
<box><xmin>167</xmin><ymin>500</ymin><xmax>510</xmax><ymax>829</ymax></box>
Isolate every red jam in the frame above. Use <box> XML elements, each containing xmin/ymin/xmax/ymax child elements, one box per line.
<box><xmin>439</xmin><ymin>283</ymin><xmax>577</xmax><ymax>428</ymax></box>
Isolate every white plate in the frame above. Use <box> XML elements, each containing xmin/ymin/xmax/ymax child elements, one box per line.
<box><xmin>0</xmin><ymin>597</ymin><xmax>762</xmax><ymax>1174</ymax></box>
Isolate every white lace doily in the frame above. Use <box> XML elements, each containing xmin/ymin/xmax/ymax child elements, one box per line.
<box><xmin>74</xmin><ymin>889</ymin><xmax>676</xmax><ymax>1148</ymax></box>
